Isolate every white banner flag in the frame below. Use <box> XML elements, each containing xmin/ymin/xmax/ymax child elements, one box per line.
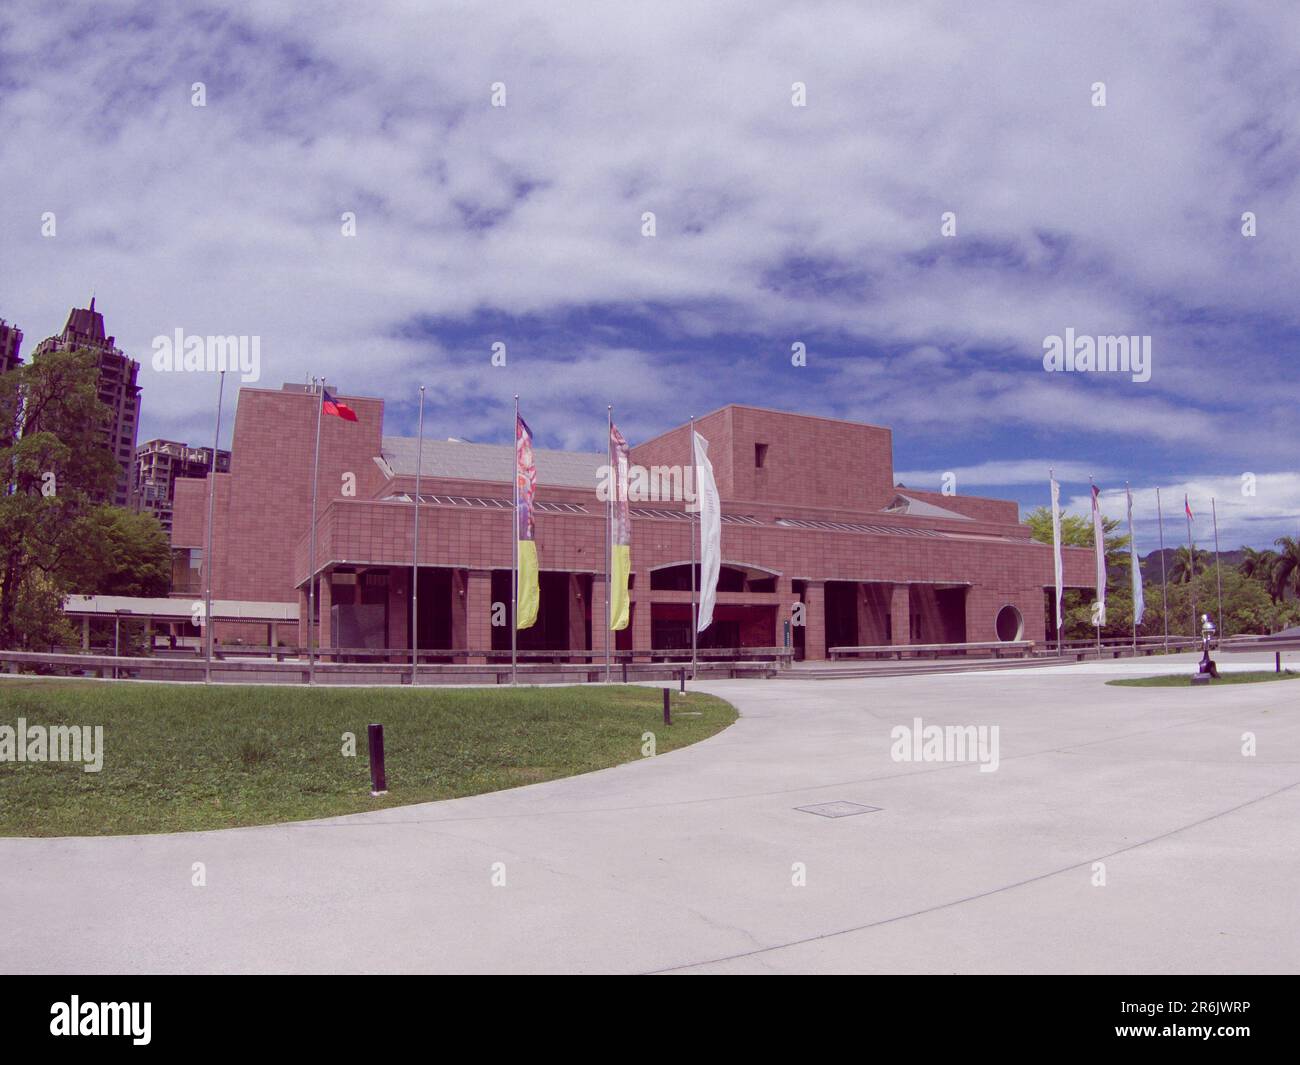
<box><xmin>1127</xmin><ymin>485</ymin><xmax>1145</xmax><ymax>625</ymax></box>
<box><xmin>693</xmin><ymin>430</ymin><xmax>720</xmax><ymax>633</ymax></box>
<box><xmin>1050</xmin><ymin>474</ymin><xmax>1064</xmax><ymax>632</ymax></box>
<box><xmin>1091</xmin><ymin>483</ymin><xmax>1107</xmax><ymax>627</ymax></box>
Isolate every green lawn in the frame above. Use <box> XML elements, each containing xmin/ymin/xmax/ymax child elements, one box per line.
<box><xmin>1107</xmin><ymin>670</ymin><xmax>1300</xmax><ymax>688</ymax></box>
<box><xmin>0</xmin><ymin>680</ymin><xmax>736</xmax><ymax>837</ymax></box>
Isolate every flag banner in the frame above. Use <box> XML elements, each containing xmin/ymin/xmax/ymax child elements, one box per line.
<box><xmin>515</xmin><ymin>414</ymin><xmax>538</xmax><ymax>630</ymax></box>
<box><xmin>1091</xmin><ymin>483</ymin><xmax>1107</xmax><ymax>626</ymax></box>
<box><xmin>517</xmin><ymin>540</ymin><xmax>539</xmax><ymax>630</ymax></box>
<box><xmin>1050</xmin><ymin>475</ymin><xmax>1064</xmax><ymax>631</ymax></box>
<box><xmin>321</xmin><ymin>388</ymin><xmax>358</xmax><ymax>422</ymax></box>
<box><xmin>693</xmin><ymin>430</ymin><xmax>721</xmax><ymax>633</ymax></box>
<box><xmin>609</xmin><ymin>422</ymin><xmax>631</xmax><ymax>631</ymax></box>
<box><xmin>1185</xmin><ymin>494</ymin><xmax>1194</xmax><ymax>521</ymax></box>
<box><xmin>1127</xmin><ymin>485</ymin><xmax>1145</xmax><ymax>625</ymax></box>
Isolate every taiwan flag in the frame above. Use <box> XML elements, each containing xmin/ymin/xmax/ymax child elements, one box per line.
<box><xmin>1184</xmin><ymin>494</ymin><xmax>1194</xmax><ymax>521</ymax></box>
<box><xmin>322</xmin><ymin>388</ymin><xmax>358</xmax><ymax>422</ymax></box>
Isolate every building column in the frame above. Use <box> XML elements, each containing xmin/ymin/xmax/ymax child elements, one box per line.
<box><xmin>803</xmin><ymin>579</ymin><xmax>827</xmax><ymax>660</ymax></box>
<box><xmin>567</xmin><ymin>574</ymin><xmax>586</xmax><ymax>661</ymax></box>
<box><xmin>450</xmin><ymin>569</ymin><xmax>468</xmax><ymax>662</ymax></box>
<box><xmin>82</xmin><ymin>616</ymin><xmax>90</xmax><ymax>651</ymax></box>
<box><xmin>856</xmin><ymin>583</ymin><xmax>892</xmax><ymax>646</ymax></box>
<box><xmin>776</xmin><ymin>575</ymin><xmax>796</xmax><ymax>651</ymax></box>
<box><xmin>590</xmin><ymin>573</ymin><xmax>608</xmax><ymax>662</ymax></box>
<box><xmin>890</xmin><ymin>583</ymin><xmax>910</xmax><ymax>645</ymax></box>
<box><xmin>298</xmin><ymin>588</ymin><xmax>309</xmax><ymax>651</ymax></box>
<box><xmin>317</xmin><ymin>576</ymin><xmax>333</xmax><ymax>659</ymax></box>
<box><xmin>465</xmin><ymin>569</ymin><xmax>492</xmax><ymax>664</ymax></box>
<box><xmin>632</xmin><ymin>570</ymin><xmax>652</xmax><ymax>661</ymax></box>
<box><xmin>388</xmin><ymin>568</ymin><xmax>410</xmax><ymax>663</ymax></box>
<box><xmin>1020</xmin><ymin>589</ymin><xmax>1047</xmax><ymax>645</ymax></box>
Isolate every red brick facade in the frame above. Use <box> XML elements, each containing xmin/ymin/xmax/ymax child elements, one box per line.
<box><xmin>171</xmin><ymin>388</ymin><xmax>1096</xmax><ymax>658</ymax></box>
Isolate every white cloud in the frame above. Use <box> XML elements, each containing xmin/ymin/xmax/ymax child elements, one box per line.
<box><xmin>1</xmin><ymin>0</ymin><xmax>1298</xmax><ymax>542</ymax></box>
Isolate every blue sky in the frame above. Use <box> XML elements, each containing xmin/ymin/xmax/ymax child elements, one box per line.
<box><xmin>1</xmin><ymin>0</ymin><xmax>1297</xmax><ymax>550</ymax></box>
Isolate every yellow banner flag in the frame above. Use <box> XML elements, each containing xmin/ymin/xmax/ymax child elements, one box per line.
<box><xmin>517</xmin><ymin>540</ymin><xmax>539</xmax><ymax>630</ymax></box>
<box><xmin>610</xmin><ymin>544</ymin><xmax>630</xmax><ymax>631</ymax></box>
<box><xmin>515</xmin><ymin>411</ymin><xmax>539</xmax><ymax>631</ymax></box>
<box><xmin>609</xmin><ymin>421</ymin><xmax>631</xmax><ymax>631</ymax></box>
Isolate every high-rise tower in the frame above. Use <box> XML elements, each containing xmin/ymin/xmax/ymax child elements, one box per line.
<box><xmin>33</xmin><ymin>298</ymin><xmax>142</xmax><ymax>507</ymax></box>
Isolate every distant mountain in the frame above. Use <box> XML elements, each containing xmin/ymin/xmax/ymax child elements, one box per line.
<box><xmin>1137</xmin><ymin>547</ymin><xmax>1244</xmax><ymax>585</ymax></box>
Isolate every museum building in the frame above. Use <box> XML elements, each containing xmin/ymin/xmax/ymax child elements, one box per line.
<box><xmin>169</xmin><ymin>384</ymin><xmax>1095</xmax><ymax>660</ymax></box>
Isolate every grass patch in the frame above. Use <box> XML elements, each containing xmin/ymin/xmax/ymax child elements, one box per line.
<box><xmin>1107</xmin><ymin>670</ymin><xmax>1300</xmax><ymax>688</ymax></box>
<box><xmin>0</xmin><ymin>680</ymin><xmax>736</xmax><ymax>837</ymax></box>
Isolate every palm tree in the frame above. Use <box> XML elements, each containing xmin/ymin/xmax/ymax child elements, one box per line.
<box><xmin>1239</xmin><ymin>547</ymin><xmax>1281</xmax><ymax>602</ymax></box>
<box><xmin>1168</xmin><ymin>546</ymin><xmax>1210</xmax><ymax>584</ymax></box>
<box><xmin>1273</xmin><ymin>536</ymin><xmax>1300</xmax><ymax>601</ymax></box>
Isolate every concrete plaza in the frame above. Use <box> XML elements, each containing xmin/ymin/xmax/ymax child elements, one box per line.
<box><xmin>1</xmin><ymin>652</ymin><xmax>1296</xmax><ymax>974</ymax></box>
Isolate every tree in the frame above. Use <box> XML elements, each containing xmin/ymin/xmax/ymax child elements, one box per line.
<box><xmin>1238</xmin><ymin>547</ymin><xmax>1281</xmax><ymax>602</ymax></box>
<box><xmin>62</xmin><ymin>507</ymin><xmax>171</xmax><ymax>598</ymax></box>
<box><xmin>1272</xmin><ymin>536</ymin><xmax>1300</xmax><ymax>602</ymax></box>
<box><xmin>0</xmin><ymin>349</ymin><xmax>119</xmax><ymax>648</ymax></box>
<box><xmin>1023</xmin><ymin>505</ymin><xmax>1130</xmax><ymax>568</ymax></box>
<box><xmin>1140</xmin><ymin>567</ymin><xmax>1280</xmax><ymax>638</ymax></box>
<box><xmin>1237</xmin><ymin>546</ymin><xmax>1276</xmax><ymax>581</ymax></box>
<box><xmin>1025</xmin><ymin>504</ymin><xmax>1132</xmax><ymax>639</ymax></box>
<box><xmin>1168</xmin><ymin>545</ymin><xmax>1211</xmax><ymax>584</ymax></box>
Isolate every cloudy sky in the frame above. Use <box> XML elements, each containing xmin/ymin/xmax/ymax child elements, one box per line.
<box><xmin>1</xmin><ymin>0</ymin><xmax>1296</xmax><ymax>549</ymax></box>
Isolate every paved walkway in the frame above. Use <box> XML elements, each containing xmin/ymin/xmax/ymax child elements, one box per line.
<box><xmin>2</xmin><ymin>653</ymin><xmax>1296</xmax><ymax>973</ymax></box>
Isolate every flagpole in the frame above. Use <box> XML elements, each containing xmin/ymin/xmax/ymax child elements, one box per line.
<box><xmin>307</xmin><ymin>376</ymin><xmax>325</xmax><ymax>684</ymax></box>
<box><xmin>1091</xmin><ymin>474</ymin><xmax>1101</xmax><ymax>659</ymax></box>
<box><xmin>512</xmin><ymin>394</ymin><xmax>519</xmax><ymax>686</ymax></box>
<box><xmin>1157</xmin><ymin>487</ymin><xmax>1169</xmax><ymax>652</ymax></box>
<box><xmin>605</xmin><ymin>405</ymin><xmax>612</xmax><ymax>684</ymax></box>
<box><xmin>689</xmin><ymin>415</ymin><xmax>697</xmax><ymax>680</ymax></box>
<box><xmin>1212</xmin><ymin>497</ymin><xmax>1224</xmax><ymax>638</ymax></box>
<box><xmin>203</xmin><ymin>369</ymin><xmax>226</xmax><ymax>684</ymax></box>
<box><xmin>1127</xmin><ymin>482</ymin><xmax>1136</xmax><ymax>656</ymax></box>
<box><xmin>1185</xmin><ymin>495</ymin><xmax>1196</xmax><ymax>639</ymax></box>
<box><xmin>1050</xmin><ymin>467</ymin><xmax>1061</xmax><ymax>656</ymax></box>
<box><xmin>411</xmin><ymin>385</ymin><xmax>425</xmax><ymax>686</ymax></box>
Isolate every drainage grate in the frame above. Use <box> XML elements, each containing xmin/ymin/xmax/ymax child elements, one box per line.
<box><xmin>796</xmin><ymin>801</ymin><xmax>881</xmax><ymax>818</ymax></box>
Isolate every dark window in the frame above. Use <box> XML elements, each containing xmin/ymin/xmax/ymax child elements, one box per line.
<box><xmin>754</xmin><ymin>442</ymin><xmax>769</xmax><ymax>468</ymax></box>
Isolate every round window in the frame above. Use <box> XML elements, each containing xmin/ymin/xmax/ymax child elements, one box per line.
<box><xmin>995</xmin><ymin>604</ymin><xmax>1024</xmax><ymax>642</ymax></box>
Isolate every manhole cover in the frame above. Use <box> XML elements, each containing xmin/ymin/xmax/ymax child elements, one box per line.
<box><xmin>796</xmin><ymin>801</ymin><xmax>881</xmax><ymax>818</ymax></box>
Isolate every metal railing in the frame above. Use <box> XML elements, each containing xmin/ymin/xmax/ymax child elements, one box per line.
<box><xmin>829</xmin><ymin>640</ymin><xmax>1034</xmax><ymax>661</ymax></box>
<box><xmin>0</xmin><ymin>647</ymin><xmax>789</xmax><ymax>684</ymax></box>
<box><xmin>1052</xmin><ymin>635</ymin><xmax>1200</xmax><ymax>659</ymax></box>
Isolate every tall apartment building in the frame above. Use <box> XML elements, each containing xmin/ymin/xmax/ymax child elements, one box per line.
<box><xmin>0</xmin><ymin>317</ymin><xmax>22</xmax><ymax>374</ymax></box>
<box><xmin>32</xmin><ymin>299</ymin><xmax>142</xmax><ymax>507</ymax></box>
<box><xmin>135</xmin><ymin>438</ymin><xmax>231</xmax><ymax>537</ymax></box>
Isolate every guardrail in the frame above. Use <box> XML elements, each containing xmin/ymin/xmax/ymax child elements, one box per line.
<box><xmin>0</xmin><ymin>648</ymin><xmax>790</xmax><ymax>684</ymax></box>
<box><xmin>72</xmin><ymin>643</ymin><xmax>794</xmax><ymax>665</ymax></box>
<box><xmin>1219</xmin><ymin>635</ymin><xmax>1300</xmax><ymax>672</ymax></box>
<box><xmin>1050</xmin><ymin>636</ymin><xmax>1200</xmax><ymax>660</ymax></box>
<box><xmin>829</xmin><ymin>640</ymin><xmax>1034</xmax><ymax>661</ymax></box>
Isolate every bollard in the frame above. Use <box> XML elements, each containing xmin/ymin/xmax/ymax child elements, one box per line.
<box><xmin>367</xmin><ymin>723</ymin><xmax>388</xmax><ymax>796</ymax></box>
<box><xmin>662</xmin><ymin>687</ymin><xmax>672</xmax><ymax>726</ymax></box>
<box><xmin>679</xmin><ymin>668</ymin><xmax>685</xmax><ymax>694</ymax></box>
